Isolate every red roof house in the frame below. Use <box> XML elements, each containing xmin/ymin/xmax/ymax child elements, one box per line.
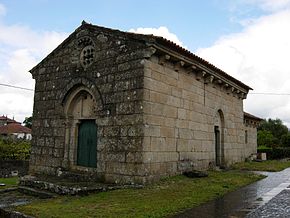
<box><xmin>0</xmin><ymin>116</ymin><xmax>31</xmax><ymax>140</ymax></box>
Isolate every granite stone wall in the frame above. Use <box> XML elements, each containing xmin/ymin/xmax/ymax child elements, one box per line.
<box><xmin>29</xmin><ymin>25</ymin><xmax>154</xmax><ymax>184</ymax></box>
<box><xmin>29</xmin><ymin>24</ymin><xmax>257</xmax><ymax>184</ymax></box>
<box><xmin>244</xmin><ymin>123</ymin><xmax>258</xmax><ymax>157</ymax></box>
<box><xmin>141</xmin><ymin>56</ymin><xmax>251</xmax><ymax>180</ymax></box>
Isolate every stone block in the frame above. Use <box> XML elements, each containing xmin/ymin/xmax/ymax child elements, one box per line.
<box><xmin>163</xmin><ymin>106</ymin><xmax>177</xmax><ymax>118</ymax></box>
<box><xmin>167</xmin><ymin>95</ymin><xmax>181</xmax><ymax>107</ymax></box>
<box><xmin>125</xmin><ymin>152</ymin><xmax>143</xmax><ymax>163</ymax></box>
<box><xmin>144</xmin><ymin>114</ymin><xmax>165</xmax><ymax>126</ymax></box>
<box><xmin>116</xmin><ymin>102</ymin><xmax>136</xmax><ymax>114</ymax></box>
<box><xmin>177</xmin><ymin>139</ymin><xmax>190</xmax><ymax>152</ymax></box>
<box><xmin>150</xmin><ymin>91</ymin><xmax>168</xmax><ymax>104</ymax></box>
<box><xmin>150</xmin><ymin>137</ymin><xmax>166</xmax><ymax>151</ymax></box>
<box><xmin>106</xmin><ymin>152</ymin><xmax>126</xmax><ymax>162</ymax></box>
<box><xmin>144</xmin><ymin>125</ymin><xmax>160</xmax><ymax>137</ymax></box>
<box><xmin>178</xmin><ymin>108</ymin><xmax>186</xmax><ymax>120</ymax></box>
<box><xmin>160</xmin><ymin>73</ymin><xmax>177</xmax><ymax>86</ymax></box>
<box><xmin>176</xmin><ymin>120</ymin><xmax>189</xmax><ymax>129</ymax></box>
<box><xmin>160</xmin><ymin>126</ymin><xmax>175</xmax><ymax>138</ymax></box>
<box><xmin>142</xmin><ymin>136</ymin><xmax>151</xmax><ymax>151</ymax></box>
<box><xmin>164</xmin><ymin>117</ymin><xmax>176</xmax><ymax>127</ymax></box>
<box><xmin>144</xmin><ymin>77</ymin><xmax>170</xmax><ymax>94</ymax></box>
<box><xmin>104</xmin><ymin>126</ymin><xmax>120</xmax><ymax>137</ymax></box>
<box><xmin>171</xmin><ymin>87</ymin><xmax>182</xmax><ymax>98</ymax></box>
<box><xmin>179</xmin><ymin>128</ymin><xmax>194</xmax><ymax>139</ymax></box>
<box><xmin>143</xmin><ymin>152</ymin><xmax>154</xmax><ymax>163</ymax></box>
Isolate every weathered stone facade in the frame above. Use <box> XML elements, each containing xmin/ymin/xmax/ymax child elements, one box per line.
<box><xmin>29</xmin><ymin>22</ymin><xmax>260</xmax><ymax>184</ymax></box>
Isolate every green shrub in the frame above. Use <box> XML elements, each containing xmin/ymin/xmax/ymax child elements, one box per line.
<box><xmin>0</xmin><ymin>138</ymin><xmax>31</xmax><ymax>160</ymax></box>
<box><xmin>257</xmin><ymin>145</ymin><xmax>271</xmax><ymax>150</ymax></box>
<box><xmin>271</xmin><ymin>147</ymin><xmax>290</xmax><ymax>159</ymax></box>
<box><xmin>281</xmin><ymin>133</ymin><xmax>290</xmax><ymax>147</ymax></box>
<box><xmin>258</xmin><ymin>147</ymin><xmax>290</xmax><ymax>160</ymax></box>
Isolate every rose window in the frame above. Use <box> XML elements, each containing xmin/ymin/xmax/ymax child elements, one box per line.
<box><xmin>80</xmin><ymin>45</ymin><xmax>95</xmax><ymax>68</ymax></box>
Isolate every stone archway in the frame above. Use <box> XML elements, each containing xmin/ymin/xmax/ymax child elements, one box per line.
<box><xmin>214</xmin><ymin>110</ymin><xmax>225</xmax><ymax>167</ymax></box>
<box><xmin>62</xmin><ymin>85</ymin><xmax>101</xmax><ymax>169</ymax></box>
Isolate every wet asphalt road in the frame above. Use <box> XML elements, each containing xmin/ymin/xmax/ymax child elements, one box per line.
<box><xmin>246</xmin><ymin>189</ymin><xmax>290</xmax><ymax>218</ymax></box>
<box><xmin>173</xmin><ymin>168</ymin><xmax>290</xmax><ymax>218</ymax></box>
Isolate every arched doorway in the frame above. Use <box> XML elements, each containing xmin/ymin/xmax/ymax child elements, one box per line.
<box><xmin>63</xmin><ymin>86</ymin><xmax>100</xmax><ymax>169</ymax></box>
<box><xmin>214</xmin><ymin>110</ymin><xmax>225</xmax><ymax>167</ymax></box>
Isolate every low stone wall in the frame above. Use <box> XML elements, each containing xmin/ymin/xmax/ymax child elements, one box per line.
<box><xmin>0</xmin><ymin>160</ymin><xmax>29</xmax><ymax>178</ymax></box>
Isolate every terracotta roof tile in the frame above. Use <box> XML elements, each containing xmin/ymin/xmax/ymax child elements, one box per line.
<box><xmin>0</xmin><ymin>123</ymin><xmax>31</xmax><ymax>134</ymax></box>
<box><xmin>244</xmin><ymin>112</ymin><xmax>263</xmax><ymax>121</ymax></box>
<box><xmin>0</xmin><ymin>115</ymin><xmax>18</xmax><ymax>123</ymax></box>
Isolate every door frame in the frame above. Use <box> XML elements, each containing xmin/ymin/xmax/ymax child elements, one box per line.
<box><xmin>214</xmin><ymin>109</ymin><xmax>225</xmax><ymax>167</ymax></box>
<box><xmin>215</xmin><ymin>125</ymin><xmax>221</xmax><ymax>166</ymax></box>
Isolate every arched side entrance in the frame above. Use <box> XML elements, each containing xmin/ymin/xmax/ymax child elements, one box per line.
<box><xmin>63</xmin><ymin>85</ymin><xmax>101</xmax><ymax>169</ymax></box>
<box><xmin>214</xmin><ymin>110</ymin><xmax>225</xmax><ymax>167</ymax></box>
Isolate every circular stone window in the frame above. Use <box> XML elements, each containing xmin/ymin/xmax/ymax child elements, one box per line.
<box><xmin>80</xmin><ymin>45</ymin><xmax>95</xmax><ymax>68</ymax></box>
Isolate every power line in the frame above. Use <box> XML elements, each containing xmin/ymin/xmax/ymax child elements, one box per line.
<box><xmin>250</xmin><ymin>93</ymin><xmax>290</xmax><ymax>95</ymax></box>
<box><xmin>0</xmin><ymin>83</ymin><xmax>34</xmax><ymax>91</ymax></box>
<box><xmin>1</xmin><ymin>82</ymin><xmax>290</xmax><ymax>96</ymax></box>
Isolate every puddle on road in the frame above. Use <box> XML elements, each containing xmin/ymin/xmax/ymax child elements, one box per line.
<box><xmin>172</xmin><ymin>168</ymin><xmax>290</xmax><ymax>218</ymax></box>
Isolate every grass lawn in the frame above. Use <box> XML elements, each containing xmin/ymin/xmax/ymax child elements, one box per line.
<box><xmin>0</xmin><ymin>177</ymin><xmax>18</xmax><ymax>190</ymax></box>
<box><xmin>16</xmin><ymin>171</ymin><xmax>264</xmax><ymax>218</ymax></box>
<box><xmin>232</xmin><ymin>160</ymin><xmax>290</xmax><ymax>172</ymax></box>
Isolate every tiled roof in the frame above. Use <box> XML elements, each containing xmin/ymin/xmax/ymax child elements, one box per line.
<box><xmin>244</xmin><ymin>112</ymin><xmax>263</xmax><ymax>121</ymax></box>
<box><xmin>0</xmin><ymin>123</ymin><xmax>31</xmax><ymax>134</ymax></box>
<box><xmin>152</xmin><ymin>35</ymin><xmax>252</xmax><ymax>91</ymax></box>
<box><xmin>0</xmin><ymin>115</ymin><xmax>18</xmax><ymax>123</ymax></box>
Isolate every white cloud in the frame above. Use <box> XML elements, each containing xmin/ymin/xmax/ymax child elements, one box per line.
<box><xmin>196</xmin><ymin>9</ymin><xmax>290</xmax><ymax>126</ymax></box>
<box><xmin>228</xmin><ymin>0</ymin><xmax>290</xmax><ymax>12</ymax></box>
<box><xmin>247</xmin><ymin>0</ymin><xmax>290</xmax><ymax>11</ymax></box>
<box><xmin>0</xmin><ymin>8</ymin><xmax>67</xmax><ymax>123</ymax></box>
<box><xmin>129</xmin><ymin>26</ymin><xmax>185</xmax><ymax>47</ymax></box>
<box><xmin>0</xmin><ymin>4</ymin><xmax>6</xmax><ymax>16</ymax></box>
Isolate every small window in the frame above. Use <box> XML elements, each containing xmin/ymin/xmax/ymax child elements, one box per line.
<box><xmin>245</xmin><ymin>130</ymin><xmax>248</xmax><ymax>144</ymax></box>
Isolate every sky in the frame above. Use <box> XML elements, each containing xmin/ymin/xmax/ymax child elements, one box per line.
<box><xmin>0</xmin><ymin>0</ymin><xmax>290</xmax><ymax>126</ymax></box>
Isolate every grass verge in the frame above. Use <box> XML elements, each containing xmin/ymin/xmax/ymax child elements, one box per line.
<box><xmin>0</xmin><ymin>177</ymin><xmax>18</xmax><ymax>190</ymax></box>
<box><xmin>16</xmin><ymin>171</ymin><xmax>264</xmax><ymax>218</ymax></box>
<box><xmin>232</xmin><ymin>160</ymin><xmax>290</xmax><ymax>172</ymax></box>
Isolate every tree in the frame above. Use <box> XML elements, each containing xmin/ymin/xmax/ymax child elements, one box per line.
<box><xmin>257</xmin><ymin>130</ymin><xmax>275</xmax><ymax>148</ymax></box>
<box><xmin>23</xmin><ymin>116</ymin><xmax>32</xmax><ymax>129</ymax></box>
<box><xmin>258</xmin><ymin>118</ymin><xmax>288</xmax><ymax>146</ymax></box>
<box><xmin>281</xmin><ymin>133</ymin><xmax>290</xmax><ymax>147</ymax></box>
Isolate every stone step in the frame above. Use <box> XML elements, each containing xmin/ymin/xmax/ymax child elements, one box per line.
<box><xmin>57</xmin><ymin>170</ymin><xmax>98</xmax><ymax>182</ymax></box>
<box><xmin>18</xmin><ymin>186</ymin><xmax>56</xmax><ymax>199</ymax></box>
<box><xmin>19</xmin><ymin>175</ymin><xmax>143</xmax><ymax>196</ymax></box>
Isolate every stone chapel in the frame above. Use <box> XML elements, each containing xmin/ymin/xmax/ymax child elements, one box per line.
<box><xmin>29</xmin><ymin>22</ymin><xmax>261</xmax><ymax>184</ymax></box>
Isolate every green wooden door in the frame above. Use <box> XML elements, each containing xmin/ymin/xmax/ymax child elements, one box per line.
<box><xmin>77</xmin><ymin>120</ymin><xmax>97</xmax><ymax>167</ymax></box>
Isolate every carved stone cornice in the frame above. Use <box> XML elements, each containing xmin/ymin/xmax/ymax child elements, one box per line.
<box><xmin>146</xmin><ymin>44</ymin><xmax>250</xmax><ymax>99</ymax></box>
